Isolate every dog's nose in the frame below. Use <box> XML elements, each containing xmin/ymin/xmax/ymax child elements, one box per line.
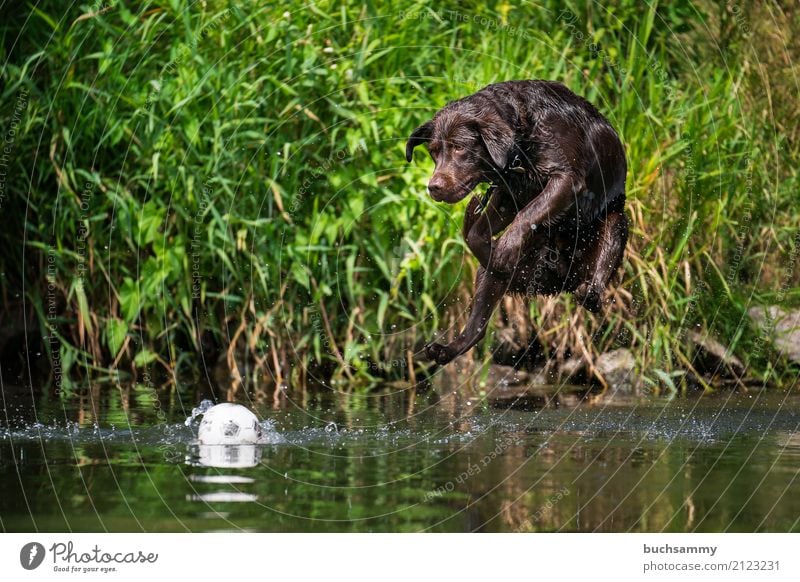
<box><xmin>427</xmin><ymin>176</ymin><xmax>446</xmax><ymax>199</ymax></box>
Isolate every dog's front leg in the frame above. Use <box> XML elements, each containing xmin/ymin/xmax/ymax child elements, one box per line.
<box><xmin>489</xmin><ymin>174</ymin><xmax>583</xmax><ymax>275</ymax></box>
<box><xmin>464</xmin><ymin>189</ymin><xmax>517</xmax><ymax>272</ymax></box>
<box><xmin>425</xmin><ymin>266</ymin><xmax>506</xmax><ymax>365</ymax></box>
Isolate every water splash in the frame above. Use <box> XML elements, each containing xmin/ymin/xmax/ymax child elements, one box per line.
<box><xmin>258</xmin><ymin>419</ymin><xmax>285</xmax><ymax>444</ymax></box>
<box><xmin>184</xmin><ymin>399</ymin><xmax>215</xmax><ymax>427</ymax></box>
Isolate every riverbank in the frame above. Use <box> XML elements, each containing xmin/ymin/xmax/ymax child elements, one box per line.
<box><xmin>1</xmin><ymin>1</ymin><xmax>798</xmax><ymax>394</ymax></box>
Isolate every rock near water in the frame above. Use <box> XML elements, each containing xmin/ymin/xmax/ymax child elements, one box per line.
<box><xmin>688</xmin><ymin>330</ymin><xmax>745</xmax><ymax>378</ymax></box>
<box><xmin>748</xmin><ymin>306</ymin><xmax>800</xmax><ymax>364</ymax></box>
<box><xmin>595</xmin><ymin>348</ymin><xmax>638</xmax><ymax>394</ymax></box>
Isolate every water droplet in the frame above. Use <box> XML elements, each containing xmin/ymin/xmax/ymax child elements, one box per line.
<box><xmin>185</xmin><ymin>399</ymin><xmax>214</xmax><ymax>426</ymax></box>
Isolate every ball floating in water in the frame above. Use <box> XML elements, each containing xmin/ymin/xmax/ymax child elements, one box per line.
<box><xmin>197</xmin><ymin>403</ymin><xmax>263</xmax><ymax>445</ymax></box>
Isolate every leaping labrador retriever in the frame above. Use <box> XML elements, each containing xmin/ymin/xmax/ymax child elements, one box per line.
<box><xmin>406</xmin><ymin>80</ymin><xmax>628</xmax><ymax>365</ymax></box>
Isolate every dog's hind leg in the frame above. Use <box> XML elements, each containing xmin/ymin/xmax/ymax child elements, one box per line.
<box><xmin>424</xmin><ymin>267</ymin><xmax>506</xmax><ymax>365</ymax></box>
<box><xmin>573</xmin><ymin>207</ymin><xmax>628</xmax><ymax>313</ymax></box>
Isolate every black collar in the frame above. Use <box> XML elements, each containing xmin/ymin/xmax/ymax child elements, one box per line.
<box><xmin>504</xmin><ymin>151</ymin><xmax>526</xmax><ymax>175</ymax></box>
<box><xmin>475</xmin><ymin>184</ymin><xmax>496</xmax><ymax>214</ymax></box>
<box><xmin>475</xmin><ymin>148</ymin><xmax>525</xmax><ymax>214</ymax></box>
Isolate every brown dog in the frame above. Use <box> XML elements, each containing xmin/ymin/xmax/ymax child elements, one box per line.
<box><xmin>406</xmin><ymin>80</ymin><xmax>628</xmax><ymax>365</ymax></box>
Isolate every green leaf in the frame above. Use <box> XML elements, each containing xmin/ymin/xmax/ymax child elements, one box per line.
<box><xmin>134</xmin><ymin>349</ymin><xmax>158</xmax><ymax>366</ymax></box>
<box><xmin>377</xmin><ymin>292</ymin><xmax>388</xmax><ymax>329</ymax></box>
<box><xmin>74</xmin><ymin>281</ymin><xmax>93</xmax><ymax>333</ymax></box>
<box><xmin>653</xmin><ymin>368</ymin><xmax>678</xmax><ymax>395</ymax></box>
<box><xmin>291</xmin><ymin>263</ymin><xmax>310</xmax><ymax>289</ymax></box>
<box><xmin>119</xmin><ymin>277</ymin><xmax>142</xmax><ymax>322</ymax></box>
<box><xmin>105</xmin><ymin>318</ymin><xmax>128</xmax><ymax>357</ymax></box>
<box><xmin>137</xmin><ymin>201</ymin><xmax>164</xmax><ymax>245</ymax></box>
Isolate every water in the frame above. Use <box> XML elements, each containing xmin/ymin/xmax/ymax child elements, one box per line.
<box><xmin>184</xmin><ymin>399</ymin><xmax>214</xmax><ymax>427</ymax></box>
<box><xmin>1</xmin><ymin>384</ymin><xmax>799</xmax><ymax>532</ymax></box>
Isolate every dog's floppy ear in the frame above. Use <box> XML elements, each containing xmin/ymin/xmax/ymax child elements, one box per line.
<box><xmin>405</xmin><ymin>120</ymin><xmax>434</xmax><ymax>162</ymax></box>
<box><xmin>472</xmin><ymin>115</ymin><xmax>515</xmax><ymax>169</ymax></box>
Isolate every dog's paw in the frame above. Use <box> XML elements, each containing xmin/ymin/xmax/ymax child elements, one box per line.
<box><xmin>424</xmin><ymin>342</ymin><xmax>457</xmax><ymax>366</ymax></box>
<box><xmin>574</xmin><ymin>282</ymin><xmax>603</xmax><ymax>313</ymax></box>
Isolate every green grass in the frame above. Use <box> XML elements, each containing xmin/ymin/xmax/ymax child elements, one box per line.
<box><xmin>1</xmin><ymin>0</ymin><xmax>797</xmax><ymax>395</ymax></box>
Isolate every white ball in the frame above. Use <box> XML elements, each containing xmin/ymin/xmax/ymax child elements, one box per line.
<box><xmin>197</xmin><ymin>403</ymin><xmax>263</xmax><ymax>445</ymax></box>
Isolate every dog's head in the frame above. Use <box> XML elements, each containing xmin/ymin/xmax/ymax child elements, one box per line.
<box><xmin>406</xmin><ymin>109</ymin><xmax>514</xmax><ymax>203</ymax></box>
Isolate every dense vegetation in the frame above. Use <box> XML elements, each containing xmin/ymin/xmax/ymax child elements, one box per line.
<box><xmin>1</xmin><ymin>0</ymin><xmax>798</xmax><ymax>395</ymax></box>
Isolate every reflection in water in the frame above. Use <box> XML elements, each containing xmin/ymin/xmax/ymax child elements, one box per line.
<box><xmin>189</xmin><ymin>444</ymin><xmax>262</xmax><ymax>469</ymax></box>
<box><xmin>189</xmin><ymin>475</ymin><xmax>255</xmax><ymax>484</ymax></box>
<box><xmin>187</xmin><ymin>444</ymin><xmax>263</xmax><ymax>514</ymax></box>
<box><xmin>188</xmin><ymin>492</ymin><xmax>258</xmax><ymax>503</ymax></box>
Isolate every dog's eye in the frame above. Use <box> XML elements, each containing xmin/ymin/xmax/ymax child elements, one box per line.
<box><xmin>453</xmin><ymin>145</ymin><xmax>465</xmax><ymax>153</ymax></box>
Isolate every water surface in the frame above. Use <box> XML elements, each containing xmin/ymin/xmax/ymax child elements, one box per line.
<box><xmin>1</xmin><ymin>384</ymin><xmax>799</xmax><ymax>532</ymax></box>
